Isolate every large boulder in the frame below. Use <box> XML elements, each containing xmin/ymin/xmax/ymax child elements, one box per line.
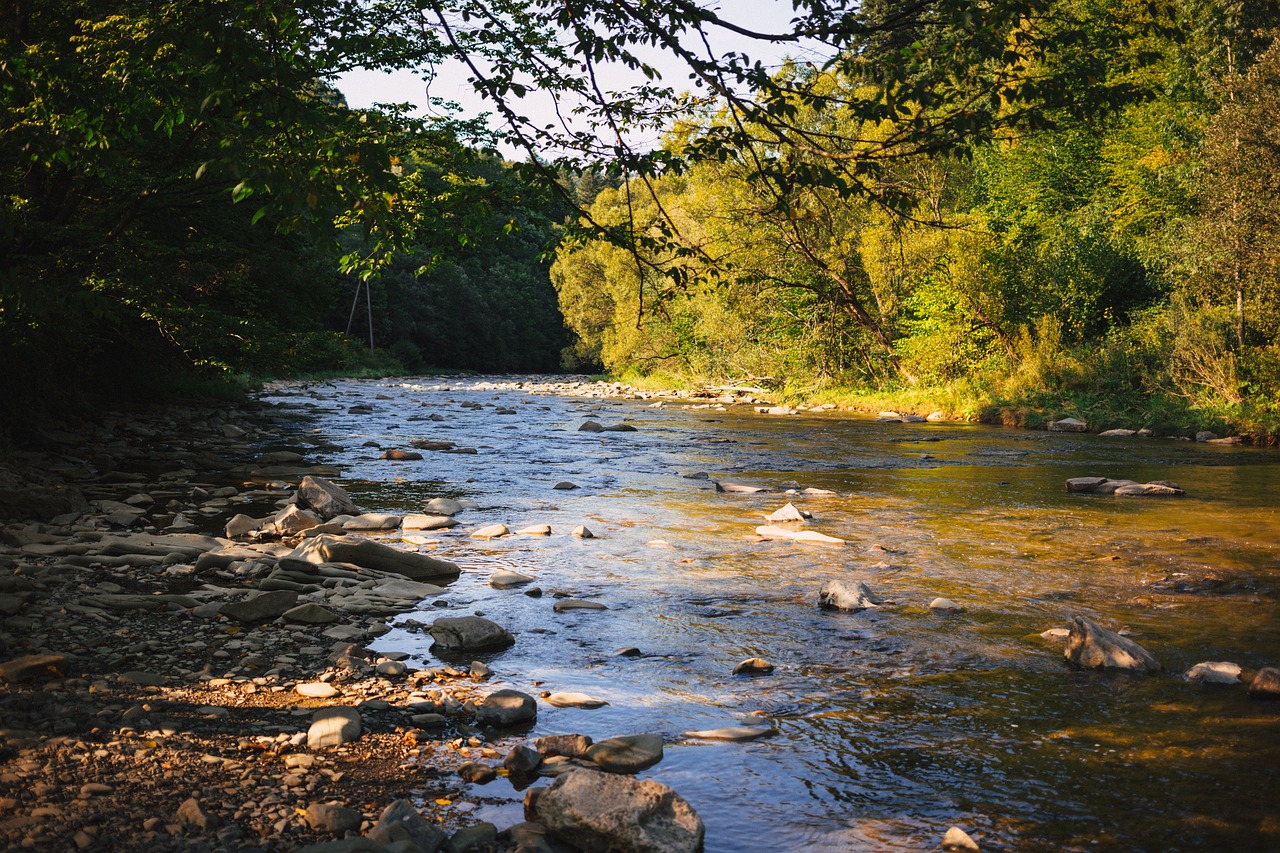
<box><xmin>584</xmin><ymin>734</ymin><xmax>664</xmax><ymax>773</ymax></box>
<box><xmin>475</xmin><ymin>689</ymin><xmax>538</xmax><ymax>727</ymax></box>
<box><xmin>429</xmin><ymin>616</ymin><xmax>514</xmax><ymax>651</ymax></box>
<box><xmin>288</xmin><ymin>534</ymin><xmax>460</xmax><ymax>582</ymax></box>
<box><xmin>819</xmin><ymin>579</ymin><xmax>883</xmax><ymax>611</ymax></box>
<box><xmin>297</xmin><ymin>475</ymin><xmax>361</xmax><ymax>519</ymax></box>
<box><xmin>537</xmin><ymin>769</ymin><xmax>704</xmax><ymax>853</ymax></box>
<box><xmin>1064</xmin><ymin>615</ymin><xmax>1160</xmax><ymax>673</ymax></box>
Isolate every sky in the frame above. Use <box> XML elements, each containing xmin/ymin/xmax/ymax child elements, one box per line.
<box><xmin>335</xmin><ymin>1</ymin><xmax>830</xmax><ymax>156</ymax></box>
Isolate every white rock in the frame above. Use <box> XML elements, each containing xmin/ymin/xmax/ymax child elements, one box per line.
<box><xmin>755</xmin><ymin>525</ymin><xmax>844</xmax><ymax>545</ymax></box>
<box><xmin>516</xmin><ymin>524</ymin><xmax>552</xmax><ymax>536</ymax></box>
<box><xmin>682</xmin><ymin>726</ymin><xmax>774</xmax><ymax>741</ymax></box>
<box><xmin>297</xmin><ymin>682</ymin><xmax>339</xmax><ymax>699</ymax></box>
<box><xmin>471</xmin><ymin>524</ymin><xmax>509</xmax><ymax>540</ymax></box>
<box><xmin>928</xmin><ymin>597</ymin><xmax>964</xmax><ymax>612</ymax></box>
<box><xmin>546</xmin><ymin>692</ymin><xmax>609</xmax><ymax>709</ymax></box>
<box><xmin>1185</xmin><ymin>661</ymin><xmax>1242</xmax><ymax>685</ymax></box>
<box><xmin>765</xmin><ymin>503</ymin><xmax>807</xmax><ymax>523</ymax></box>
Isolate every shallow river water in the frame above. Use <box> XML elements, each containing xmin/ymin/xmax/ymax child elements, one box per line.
<box><xmin>259</xmin><ymin>376</ymin><xmax>1280</xmax><ymax>853</ymax></box>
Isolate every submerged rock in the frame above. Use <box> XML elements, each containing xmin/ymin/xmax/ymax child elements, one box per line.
<box><xmin>819</xmin><ymin>579</ymin><xmax>883</xmax><ymax>611</ymax></box>
<box><xmin>537</xmin><ymin>769</ymin><xmax>704</xmax><ymax>853</ymax></box>
<box><xmin>1064</xmin><ymin>615</ymin><xmax>1160</xmax><ymax>672</ymax></box>
<box><xmin>1185</xmin><ymin>661</ymin><xmax>1242</xmax><ymax>685</ymax></box>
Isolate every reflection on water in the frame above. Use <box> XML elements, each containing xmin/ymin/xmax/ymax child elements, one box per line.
<box><xmin>261</xmin><ymin>378</ymin><xmax>1280</xmax><ymax>852</ymax></box>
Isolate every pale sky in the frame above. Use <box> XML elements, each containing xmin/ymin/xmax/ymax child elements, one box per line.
<box><xmin>335</xmin><ymin>1</ymin><xmax>828</xmax><ymax>156</ymax></box>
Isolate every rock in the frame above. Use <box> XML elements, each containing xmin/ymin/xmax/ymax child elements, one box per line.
<box><xmin>942</xmin><ymin>825</ymin><xmax>981</xmax><ymax>851</ymax></box>
<box><xmin>1049</xmin><ymin>417</ymin><xmax>1089</xmax><ymax>432</ymax></box>
<box><xmin>475</xmin><ymin>689</ymin><xmax>538</xmax><ymax>726</ymax></box>
<box><xmin>572</xmin><ymin>525</ymin><xmax>594</xmax><ymax>539</ymax></box>
<box><xmin>715</xmin><ymin>481</ymin><xmax>768</xmax><ymax>494</ymax></box>
<box><xmin>546</xmin><ymin>692</ymin><xmax>609</xmax><ymax>709</ymax></box>
<box><xmin>1185</xmin><ymin>661</ymin><xmax>1242</xmax><ymax>685</ymax></box>
<box><xmin>283</xmin><ymin>603</ymin><xmax>341</xmax><ymax>625</ymax></box>
<box><xmin>538</xmin><ymin>769</ymin><xmax>703</xmax><ymax>853</ymax></box>
<box><xmin>927</xmin><ymin>411</ymin><xmax>947</xmax><ymax>421</ymax></box>
<box><xmin>307</xmin><ymin>706</ymin><xmax>362</xmax><ymax>749</ymax></box>
<box><xmin>1248</xmin><ymin>666</ymin><xmax>1280</xmax><ymax>700</ymax></box>
<box><xmin>297</xmin><ymin>476</ymin><xmax>361</xmax><ymax>519</ymax></box>
<box><xmin>294</xmin><ymin>839</ymin><xmax>386</xmax><ymax>853</ymax></box>
<box><xmin>1065</xmin><ymin>477</ymin><xmax>1110</xmax><ymax>493</ymax></box>
<box><xmin>446</xmin><ymin>822</ymin><xmax>499</xmax><ymax>853</ymax></box>
<box><xmin>175</xmin><ymin>797</ymin><xmax>222</xmax><ymax>832</ymax></box>
<box><xmin>553</xmin><ymin>481</ymin><xmax>578</xmax><ymax>490</ymax></box>
<box><xmin>504</xmin><ymin>746</ymin><xmax>543</xmax><ymax>776</ymax></box>
<box><xmin>536</xmin><ymin>734</ymin><xmax>594</xmax><ymax>758</ymax></box>
<box><xmin>584</xmin><ymin>733</ymin><xmax>663</xmax><ymax>773</ymax></box>
<box><xmin>297</xmin><ymin>682</ymin><xmax>340</xmax><ymax>699</ymax></box>
<box><xmin>471</xmin><ymin>524</ymin><xmax>509</xmax><ymax>540</ymax></box>
<box><xmin>274</xmin><ymin>504</ymin><xmax>323</xmax><ymax>535</ymax></box>
<box><xmin>1098</xmin><ymin>429</ymin><xmax>1137</xmax><ymax>437</ymax></box>
<box><xmin>425</xmin><ymin>497</ymin><xmax>465</xmax><ymax>516</ymax></box>
<box><xmin>578</xmin><ymin>421</ymin><xmax>605</xmax><ymax>432</ymax></box>
<box><xmin>491</xmin><ymin>570</ymin><xmax>535</xmax><ymax>588</ymax></box>
<box><xmin>765</xmin><ymin>503</ymin><xmax>807</xmax><ymax>523</ymax></box>
<box><xmin>403</xmin><ymin>514</ymin><xmax>458</xmax><ymax>531</ymax></box>
<box><xmin>367</xmin><ymin>799</ymin><xmax>447</xmax><ymax>852</ymax></box>
<box><xmin>1064</xmin><ymin>615</ymin><xmax>1160</xmax><ymax>672</ymax></box>
<box><xmin>929</xmin><ymin>597</ymin><xmax>965</xmax><ymax>612</ymax></box>
<box><xmin>470</xmin><ymin>660</ymin><xmax>493</xmax><ymax>678</ymax></box>
<box><xmin>819</xmin><ymin>580</ymin><xmax>883</xmax><ymax>611</ymax></box>
<box><xmin>553</xmin><ymin>598</ymin><xmax>608</xmax><ymax>612</ymax></box>
<box><xmin>429</xmin><ymin>616</ymin><xmax>515</xmax><ymax>651</ymax></box>
<box><xmin>1066</xmin><ymin>477</ymin><xmax>1184</xmax><ymax>497</ymax></box>
<box><xmin>304</xmin><ymin>803</ymin><xmax>363</xmax><ymax>835</ymax></box>
<box><xmin>224</xmin><ymin>513</ymin><xmax>261</xmax><ymax>538</ymax></box>
<box><xmin>1040</xmin><ymin>627</ymin><xmax>1071</xmax><ymax>642</ymax></box>
<box><xmin>376</xmin><ymin>659</ymin><xmax>408</xmax><ymax>677</ymax></box>
<box><xmin>220</xmin><ymin>590</ymin><xmax>298</xmax><ymax>623</ymax></box>
<box><xmin>755</xmin><ymin>525</ymin><xmax>845</xmax><ymax>544</ymax></box>
<box><xmin>0</xmin><ymin>654</ymin><xmax>68</xmax><ymax>682</ymax></box>
<box><xmin>382</xmin><ymin>449</ymin><xmax>424</xmax><ymax>460</ymax></box>
<box><xmin>1195</xmin><ymin>430</ymin><xmax>1219</xmax><ymax>442</ymax></box>
<box><xmin>682</xmin><ymin>726</ymin><xmax>774</xmax><ymax>741</ymax></box>
<box><xmin>517</xmin><ymin>524</ymin><xmax>552</xmax><ymax>536</ymax></box>
<box><xmin>288</xmin><ymin>534</ymin><xmax>461</xmax><ymax>582</ymax></box>
<box><xmin>732</xmin><ymin>657</ymin><xmax>774</xmax><ymax>675</ymax></box>
<box><xmin>342</xmin><ymin>512</ymin><xmax>403</xmax><ymax>531</ymax></box>
<box><xmin>458</xmin><ymin>762</ymin><xmax>497</xmax><ymax>784</ymax></box>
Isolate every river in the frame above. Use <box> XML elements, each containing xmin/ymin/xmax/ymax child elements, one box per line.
<box><xmin>258</xmin><ymin>376</ymin><xmax>1280</xmax><ymax>852</ymax></box>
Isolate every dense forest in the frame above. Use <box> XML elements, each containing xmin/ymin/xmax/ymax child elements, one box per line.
<box><xmin>3</xmin><ymin>1</ymin><xmax>1279</xmax><ymax>439</ymax></box>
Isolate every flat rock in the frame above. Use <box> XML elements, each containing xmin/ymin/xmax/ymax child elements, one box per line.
<box><xmin>491</xmin><ymin>570</ymin><xmax>535</xmax><ymax>588</ymax></box>
<box><xmin>0</xmin><ymin>654</ymin><xmax>68</xmax><ymax>682</ymax></box>
<box><xmin>1064</xmin><ymin>615</ymin><xmax>1160</xmax><ymax>672</ymax></box>
<box><xmin>307</xmin><ymin>706</ymin><xmax>362</xmax><ymax>749</ymax></box>
<box><xmin>716</xmin><ymin>481</ymin><xmax>768</xmax><ymax>494</ymax></box>
<box><xmin>682</xmin><ymin>726</ymin><xmax>774</xmax><ymax>741</ymax></box>
<box><xmin>584</xmin><ymin>733</ymin><xmax>663</xmax><ymax>773</ymax></box>
<box><xmin>342</xmin><ymin>512</ymin><xmax>403</xmax><ymax>531</ymax></box>
<box><xmin>546</xmin><ymin>692</ymin><xmax>609</xmax><ymax>709</ymax></box>
<box><xmin>553</xmin><ymin>481</ymin><xmax>579</xmax><ymax>490</ymax></box>
<box><xmin>429</xmin><ymin>616</ymin><xmax>515</xmax><ymax>651</ymax></box>
<box><xmin>220</xmin><ymin>590</ymin><xmax>298</xmax><ymax>623</ymax></box>
<box><xmin>283</xmin><ymin>603</ymin><xmax>341</xmax><ymax>624</ymax></box>
<box><xmin>297</xmin><ymin>682</ymin><xmax>340</xmax><ymax>699</ymax></box>
<box><xmin>1185</xmin><ymin>661</ymin><xmax>1242</xmax><ymax>685</ymax></box>
<box><xmin>536</xmin><ymin>734</ymin><xmax>594</xmax><ymax>758</ymax></box>
<box><xmin>471</xmin><ymin>524</ymin><xmax>509</xmax><ymax>540</ymax></box>
<box><xmin>382</xmin><ymin>449</ymin><xmax>424</xmax><ymax>461</ymax></box>
<box><xmin>289</xmin><ymin>534</ymin><xmax>460</xmax><ymax>582</ymax></box>
<box><xmin>819</xmin><ymin>579</ymin><xmax>883</xmax><ymax>611</ymax></box>
<box><xmin>517</xmin><ymin>524</ymin><xmax>552</xmax><ymax>536</ymax></box>
<box><xmin>756</xmin><ymin>525</ymin><xmax>844</xmax><ymax>544</ymax></box>
<box><xmin>475</xmin><ymin>689</ymin><xmax>538</xmax><ymax>726</ymax></box>
<box><xmin>1098</xmin><ymin>429</ymin><xmax>1137</xmax><ymax>437</ymax></box>
<box><xmin>538</xmin><ymin>769</ymin><xmax>703</xmax><ymax>853</ymax></box>
<box><xmin>553</xmin><ymin>599</ymin><xmax>608</xmax><ymax>612</ymax></box>
<box><xmin>402</xmin><ymin>514</ymin><xmax>458</xmax><ymax>531</ymax></box>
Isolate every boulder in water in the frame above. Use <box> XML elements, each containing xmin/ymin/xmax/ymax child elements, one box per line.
<box><xmin>1248</xmin><ymin>666</ymin><xmax>1280</xmax><ymax>700</ymax></box>
<box><xmin>819</xmin><ymin>580</ymin><xmax>883</xmax><ymax>612</ymax></box>
<box><xmin>537</xmin><ymin>768</ymin><xmax>704</xmax><ymax>853</ymax></box>
<box><xmin>296</xmin><ymin>475</ymin><xmax>360</xmax><ymax>519</ymax></box>
<box><xmin>1185</xmin><ymin>661</ymin><xmax>1242</xmax><ymax>685</ymax></box>
<box><xmin>1064</xmin><ymin>615</ymin><xmax>1160</xmax><ymax>672</ymax></box>
<box><xmin>429</xmin><ymin>616</ymin><xmax>514</xmax><ymax>651</ymax></box>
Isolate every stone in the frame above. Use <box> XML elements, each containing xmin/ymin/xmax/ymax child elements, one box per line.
<box><xmin>819</xmin><ymin>580</ymin><xmax>883</xmax><ymax>611</ymax></box>
<box><xmin>274</xmin><ymin>504</ymin><xmax>323</xmax><ymax>535</ymax></box>
<box><xmin>536</xmin><ymin>734</ymin><xmax>594</xmax><ymax>758</ymax></box>
<box><xmin>715</xmin><ymin>481</ymin><xmax>768</xmax><ymax>494</ymax></box>
<box><xmin>175</xmin><ymin>797</ymin><xmax>222</xmax><ymax>832</ymax></box>
<box><xmin>376</xmin><ymin>659</ymin><xmax>408</xmax><ymax>677</ymax></box>
<box><xmin>553</xmin><ymin>599</ymin><xmax>608</xmax><ymax>612</ymax></box>
<box><xmin>294</xmin><ymin>840</ymin><xmax>386</xmax><ymax>853</ymax></box>
<box><xmin>1040</xmin><ymin>627</ymin><xmax>1071</xmax><ymax>642</ymax></box>
<box><xmin>929</xmin><ymin>597</ymin><xmax>965</xmax><ymax>612</ymax></box>
<box><xmin>471</xmin><ymin>524</ymin><xmax>509</xmax><ymax>540</ymax></box>
<box><xmin>546</xmin><ymin>692</ymin><xmax>609</xmax><ymax>709</ymax></box>
<box><xmin>1195</xmin><ymin>430</ymin><xmax>1219</xmax><ymax>442</ymax></box>
<box><xmin>475</xmin><ymin>689</ymin><xmax>538</xmax><ymax>726</ymax></box>
<box><xmin>491</xmin><ymin>570</ymin><xmax>535</xmax><ymax>588</ymax></box>
<box><xmin>0</xmin><ymin>654</ymin><xmax>68</xmax><ymax>682</ymax></box>
<box><xmin>578</xmin><ymin>421</ymin><xmax>605</xmax><ymax>432</ymax></box>
<box><xmin>553</xmin><ymin>481</ymin><xmax>578</xmax><ymax>490</ymax></box>
<box><xmin>297</xmin><ymin>476</ymin><xmax>361</xmax><ymax>519</ymax></box>
<box><xmin>1248</xmin><ymin>666</ymin><xmax>1280</xmax><ymax>700</ymax></box>
<box><xmin>517</xmin><ymin>524</ymin><xmax>552</xmax><ymax>536</ymax></box>
<box><xmin>425</xmin><ymin>497</ymin><xmax>465</xmax><ymax>516</ymax></box>
<box><xmin>382</xmin><ymin>449</ymin><xmax>424</xmax><ymax>460</ymax></box>
<box><xmin>942</xmin><ymin>825</ymin><xmax>981</xmax><ymax>852</ymax></box>
<box><xmin>288</xmin><ymin>534</ymin><xmax>461</xmax><ymax>582</ymax></box>
<box><xmin>429</xmin><ymin>616</ymin><xmax>515</xmax><ymax>651</ymax></box>
<box><xmin>283</xmin><ymin>603</ymin><xmax>342</xmax><ymax>625</ymax></box>
<box><xmin>682</xmin><ymin>726</ymin><xmax>774</xmax><ymax>741</ymax></box>
<box><xmin>584</xmin><ymin>734</ymin><xmax>663</xmax><ymax>773</ymax></box>
<box><xmin>307</xmin><ymin>706</ymin><xmax>362</xmax><ymax>749</ymax></box>
<box><xmin>538</xmin><ymin>769</ymin><xmax>703</xmax><ymax>853</ymax></box>
<box><xmin>1098</xmin><ymin>429</ymin><xmax>1137</xmax><ymax>437</ymax></box>
<box><xmin>504</xmin><ymin>745</ymin><xmax>543</xmax><ymax>776</ymax></box>
<box><xmin>1064</xmin><ymin>615</ymin><xmax>1160</xmax><ymax>672</ymax></box>
<box><xmin>458</xmin><ymin>762</ymin><xmax>497</xmax><ymax>784</ymax></box>
<box><xmin>402</xmin><ymin>514</ymin><xmax>458</xmax><ymax>531</ymax></box>
<box><xmin>1185</xmin><ymin>661</ymin><xmax>1242</xmax><ymax>685</ymax></box>
<box><xmin>732</xmin><ymin>657</ymin><xmax>774</xmax><ymax>675</ymax></box>
<box><xmin>297</xmin><ymin>682</ymin><xmax>340</xmax><ymax>699</ymax></box>
<box><xmin>1065</xmin><ymin>477</ymin><xmax>1109</xmax><ymax>493</ymax></box>
<box><xmin>1049</xmin><ymin>417</ymin><xmax>1089</xmax><ymax>432</ymax></box>
<box><xmin>224</xmin><ymin>513</ymin><xmax>261</xmax><ymax>538</ymax></box>
<box><xmin>220</xmin><ymin>590</ymin><xmax>298</xmax><ymax>623</ymax></box>
<box><xmin>367</xmin><ymin>799</ymin><xmax>447</xmax><ymax>853</ymax></box>
<box><xmin>342</xmin><ymin>512</ymin><xmax>404</xmax><ymax>531</ymax></box>
<box><xmin>304</xmin><ymin>803</ymin><xmax>363</xmax><ymax>835</ymax></box>
<box><xmin>446</xmin><ymin>822</ymin><xmax>498</xmax><ymax>853</ymax></box>
<box><xmin>765</xmin><ymin>503</ymin><xmax>807</xmax><ymax>523</ymax></box>
<box><xmin>756</xmin><ymin>525</ymin><xmax>845</xmax><ymax>545</ymax></box>
<box><xmin>572</xmin><ymin>525</ymin><xmax>594</xmax><ymax>539</ymax></box>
